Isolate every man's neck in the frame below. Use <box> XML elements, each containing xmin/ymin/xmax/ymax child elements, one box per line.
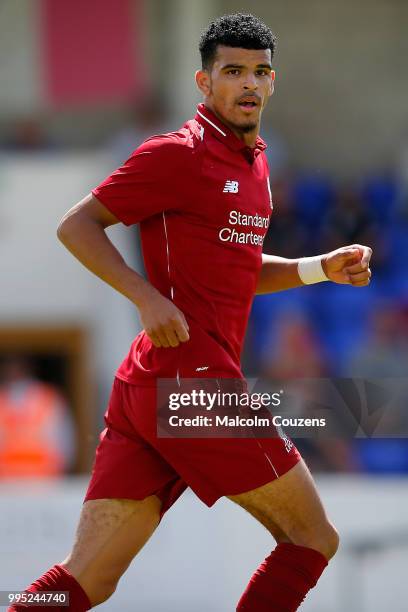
<box><xmin>204</xmin><ymin>101</ymin><xmax>259</xmax><ymax>148</ymax></box>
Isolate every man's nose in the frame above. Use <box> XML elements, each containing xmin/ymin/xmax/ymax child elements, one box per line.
<box><xmin>243</xmin><ymin>74</ymin><xmax>258</xmax><ymax>89</ymax></box>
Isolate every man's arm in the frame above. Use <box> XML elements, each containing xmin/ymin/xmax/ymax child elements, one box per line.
<box><xmin>256</xmin><ymin>245</ymin><xmax>372</xmax><ymax>294</ymax></box>
<box><xmin>57</xmin><ymin>193</ymin><xmax>189</xmax><ymax>348</ymax></box>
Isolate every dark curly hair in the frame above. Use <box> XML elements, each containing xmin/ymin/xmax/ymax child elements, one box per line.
<box><xmin>199</xmin><ymin>13</ymin><xmax>277</xmax><ymax>70</ymax></box>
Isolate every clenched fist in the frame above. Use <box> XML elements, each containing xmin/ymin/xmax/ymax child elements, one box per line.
<box><xmin>322</xmin><ymin>244</ymin><xmax>372</xmax><ymax>287</ymax></box>
<box><xmin>137</xmin><ymin>286</ymin><xmax>190</xmax><ymax>348</ymax></box>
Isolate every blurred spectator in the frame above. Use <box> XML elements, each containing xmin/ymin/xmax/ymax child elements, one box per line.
<box><xmin>1</xmin><ymin>117</ymin><xmax>56</xmax><ymax>152</ymax></box>
<box><xmin>108</xmin><ymin>95</ymin><xmax>171</xmax><ymax>163</ymax></box>
<box><xmin>320</xmin><ymin>182</ymin><xmax>376</xmax><ymax>248</ymax></box>
<box><xmin>249</xmin><ymin>168</ymin><xmax>408</xmax><ymax>476</ymax></box>
<box><xmin>349</xmin><ymin>302</ymin><xmax>408</xmax><ymax>377</ymax></box>
<box><xmin>0</xmin><ymin>356</ymin><xmax>76</xmax><ymax>478</ymax></box>
<box><xmin>300</xmin><ymin>438</ymin><xmax>360</xmax><ymax>474</ymax></box>
<box><xmin>263</xmin><ymin>172</ymin><xmax>309</xmax><ymax>258</ymax></box>
<box><xmin>308</xmin><ymin>282</ymin><xmax>373</xmax><ymax>373</ymax></box>
<box><xmin>253</xmin><ymin>307</ymin><xmax>358</xmax><ymax>473</ymax></box>
<box><xmin>345</xmin><ymin>303</ymin><xmax>408</xmax><ymax>474</ymax></box>
<box><xmin>259</xmin><ymin>308</ymin><xmax>329</xmax><ymax>378</ymax></box>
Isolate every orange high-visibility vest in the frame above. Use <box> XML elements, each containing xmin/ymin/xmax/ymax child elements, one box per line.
<box><xmin>0</xmin><ymin>382</ymin><xmax>66</xmax><ymax>477</ymax></box>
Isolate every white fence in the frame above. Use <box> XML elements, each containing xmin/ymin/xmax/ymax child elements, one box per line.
<box><xmin>1</xmin><ymin>476</ymin><xmax>407</xmax><ymax>611</ymax></box>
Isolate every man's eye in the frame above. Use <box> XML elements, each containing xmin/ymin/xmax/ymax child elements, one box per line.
<box><xmin>227</xmin><ymin>69</ymin><xmax>240</xmax><ymax>75</ymax></box>
<box><xmin>256</xmin><ymin>70</ymin><xmax>268</xmax><ymax>76</ymax></box>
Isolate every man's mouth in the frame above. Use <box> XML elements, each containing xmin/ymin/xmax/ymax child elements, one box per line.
<box><xmin>237</xmin><ymin>97</ymin><xmax>259</xmax><ymax>111</ymax></box>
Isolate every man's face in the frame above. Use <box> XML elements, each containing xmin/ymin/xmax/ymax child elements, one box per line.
<box><xmin>196</xmin><ymin>46</ymin><xmax>275</xmax><ymax>134</ymax></box>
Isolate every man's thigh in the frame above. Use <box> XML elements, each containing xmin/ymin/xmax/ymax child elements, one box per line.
<box><xmin>227</xmin><ymin>459</ymin><xmax>334</xmax><ymax>550</ymax></box>
<box><xmin>61</xmin><ymin>495</ymin><xmax>161</xmax><ymax>601</ymax></box>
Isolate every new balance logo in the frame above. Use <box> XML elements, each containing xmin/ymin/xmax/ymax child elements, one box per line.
<box><xmin>223</xmin><ymin>180</ymin><xmax>239</xmax><ymax>193</ymax></box>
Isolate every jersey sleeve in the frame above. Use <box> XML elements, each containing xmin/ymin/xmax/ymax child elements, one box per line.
<box><xmin>92</xmin><ymin>136</ymin><xmax>189</xmax><ymax>226</ymax></box>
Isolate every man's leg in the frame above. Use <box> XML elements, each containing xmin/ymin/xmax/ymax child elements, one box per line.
<box><xmin>228</xmin><ymin>459</ymin><xmax>339</xmax><ymax>611</ymax></box>
<box><xmin>9</xmin><ymin>495</ymin><xmax>161</xmax><ymax>611</ymax></box>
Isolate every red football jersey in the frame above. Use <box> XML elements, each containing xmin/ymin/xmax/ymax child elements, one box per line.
<box><xmin>92</xmin><ymin>104</ymin><xmax>272</xmax><ymax>384</ymax></box>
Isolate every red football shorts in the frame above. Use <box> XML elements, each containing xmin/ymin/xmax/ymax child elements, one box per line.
<box><xmin>84</xmin><ymin>378</ymin><xmax>302</xmax><ymax>519</ymax></box>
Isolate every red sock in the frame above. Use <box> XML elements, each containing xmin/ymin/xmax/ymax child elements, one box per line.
<box><xmin>8</xmin><ymin>564</ymin><xmax>91</xmax><ymax>611</ymax></box>
<box><xmin>237</xmin><ymin>542</ymin><xmax>328</xmax><ymax>612</ymax></box>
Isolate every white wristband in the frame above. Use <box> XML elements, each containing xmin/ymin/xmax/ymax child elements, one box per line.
<box><xmin>297</xmin><ymin>256</ymin><xmax>329</xmax><ymax>285</ymax></box>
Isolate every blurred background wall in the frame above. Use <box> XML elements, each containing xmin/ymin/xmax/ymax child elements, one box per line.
<box><xmin>1</xmin><ymin>0</ymin><xmax>408</xmax><ymax>172</ymax></box>
<box><xmin>0</xmin><ymin>1</ymin><xmax>407</xmax><ymax>610</ymax></box>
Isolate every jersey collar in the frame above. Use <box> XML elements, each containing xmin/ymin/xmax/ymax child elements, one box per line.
<box><xmin>195</xmin><ymin>103</ymin><xmax>267</xmax><ymax>156</ymax></box>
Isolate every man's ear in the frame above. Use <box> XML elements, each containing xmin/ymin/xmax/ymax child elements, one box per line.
<box><xmin>269</xmin><ymin>70</ymin><xmax>276</xmax><ymax>96</ymax></box>
<box><xmin>195</xmin><ymin>69</ymin><xmax>211</xmax><ymax>96</ymax></box>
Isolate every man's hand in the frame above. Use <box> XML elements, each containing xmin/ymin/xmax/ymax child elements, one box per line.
<box><xmin>322</xmin><ymin>244</ymin><xmax>372</xmax><ymax>287</ymax></box>
<box><xmin>137</xmin><ymin>286</ymin><xmax>190</xmax><ymax>348</ymax></box>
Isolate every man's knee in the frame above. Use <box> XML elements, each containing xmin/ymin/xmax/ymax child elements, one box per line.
<box><xmin>292</xmin><ymin>521</ymin><xmax>339</xmax><ymax>561</ymax></box>
<box><xmin>312</xmin><ymin>522</ymin><xmax>339</xmax><ymax>560</ymax></box>
<box><xmin>325</xmin><ymin>523</ymin><xmax>340</xmax><ymax>559</ymax></box>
